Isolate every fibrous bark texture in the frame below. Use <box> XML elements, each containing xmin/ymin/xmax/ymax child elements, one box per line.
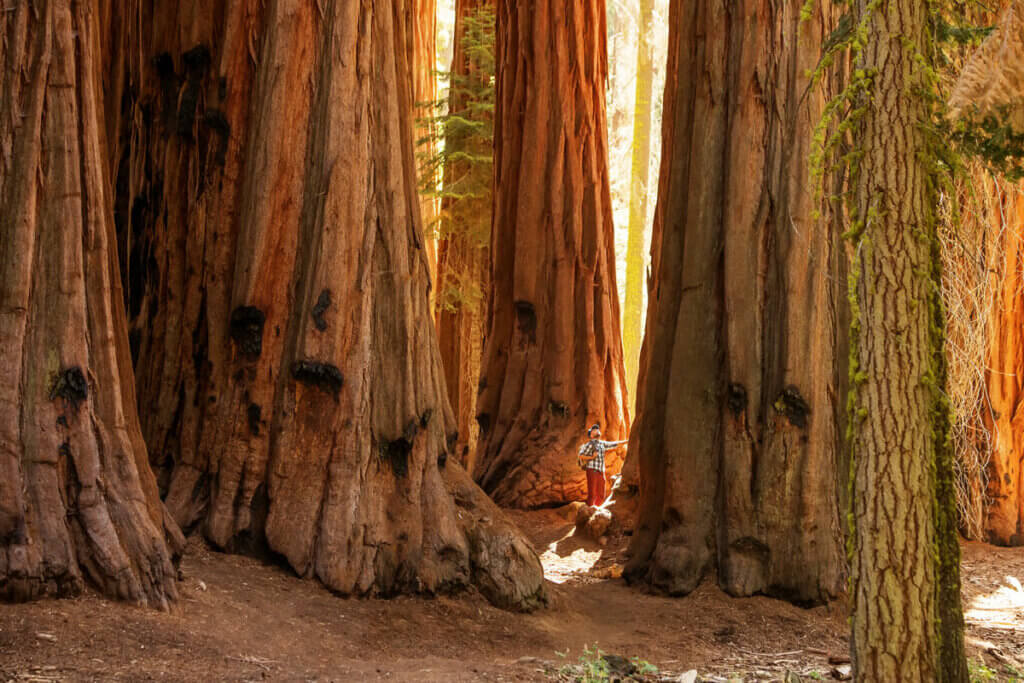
<box><xmin>983</xmin><ymin>185</ymin><xmax>1024</xmax><ymax>545</ymax></box>
<box><xmin>937</xmin><ymin>161</ymin><xmax>1021</xmax><ymax>543</ymax></box>
<box><xmin>435</xmin><ymin>0</ymin><xmax>493</xmax><ymax>474</ymax></box>
<box><xmin>622</xmin><ymin>0</ymin><xmax>846</xmax><ymax>605</ymax></box>
<box><xmin>475</xmin><ymin>0</ymin><xmax>629</xmax><ymax>508</ymax></box>
<box><xmin>119</xmin><ymin>0</ymin><xmax>544</xmax><ymax>609</ymax></box>
<box><xmin>0</xmin><ymin>0</ymin><xmax>179</xmax><ymax>608</ymax></box>
<box><xmin>848</xmin><ymin>0</ymin><xmax>967</xmax><ymax>679</ymax></box>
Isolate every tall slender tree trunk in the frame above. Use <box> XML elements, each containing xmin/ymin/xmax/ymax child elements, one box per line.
<box><xmin>983</xmin><ymin>185</ymin><xmax>1024</xmax><ymax>545</ymax></box>
<box><xmin>621</xmin><ymin>0</ymin><xmax>654</xmax><ymax>412</ymax></box>
<box><xmin>435</xmin><ymin>0</ymin><xmax>493</xmax><ymax>474</ymax></box>
<box><xmin>0</xmin><ymin>0</ymin><xmax>179</xmax><ymax>608</ymax></box>
<box><xmin>413</xmin><ymin>0</ymin><xmax>439</xmax><ymax>278</ymax></box>
<box><xmin>622</xmin><ymin>0</ymin><xmax>846</xmax><ymax>604</ymax></box>
<box><xmin>118</xmin><ymin>0</ymin><xmax>544</xmax><ymax>610</ymax></box>
<box><xmin>474</xmin><ymin>0</ymin><xmax>629</xmax><ymax>508</ymax></box>
<box><xmin>848</xmin><ymin>0</ymin><xmax>967</xmax><ymax>678</ymax></box>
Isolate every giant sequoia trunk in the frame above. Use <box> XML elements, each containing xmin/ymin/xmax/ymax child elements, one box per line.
<box><xmin>622</xmin><ymin>0</ymin><xmax>846</xmax><ymax>604</ymax></box>
<box><xmin>118</xmin><ymin>0</ymin><xmax>544</xmax><ymax>609</ymax></box>
<box><xmin>0</xmin><ymin>0</ymin><xmax>179</xmax><ymax>608</ymax></box>
<box><xmin>847</xmin><ymin>0</ymin><xmax>966</xmax><ymax>678</ymax></box>
<box><xmin>435</xmin><ymin>0</ymin><xmax>493</xmax><ymax>474</ymax></box>
<box><xmin>474</xmin><ymin>0</ymin><xmax>629</xmax><ymax>508</ymax></box>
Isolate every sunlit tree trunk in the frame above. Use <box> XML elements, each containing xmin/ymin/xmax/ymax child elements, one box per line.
<box><xmin>119</xmin><ymin>0</ymin><xmax>544</xmax><ymax>610</ymax></box>
<box><xmin>621</xmin><ymin>0</ymin><xmax>653</xmax><ymax>413</ymax></box>
<box><xmin>847</xmin><ymin>0</ymin><xmax>967</xmax><ymax>679</ymax></box>
<box><xmin>413</xmin><ymin>0</ymin><xmax>439</xmax><ymax>278</ymax></box>
<box><xmin>0</xmin><ymin>0</ymin><xmax>179</xmax><ymax>608</ymax></box>
<box><xmin>622</xmin><ymin>0</ymin><xmax>846</xmax><ymax>605</ymax></box>
<box><xmin>984</xmin><ymin>186</ymin><xmax>1024</xmax><ymax>545</ymax></box>
<box><xmin>474</xmin><ymin>0</ymin><xmax>629</xmax><ymax>508</ymax></box>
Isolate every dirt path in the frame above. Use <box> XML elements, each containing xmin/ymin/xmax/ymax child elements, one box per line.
<box><xmin>0</xmin><ymin>509</ymin><xmax>1019</xmax><ymax>681</ymax></box>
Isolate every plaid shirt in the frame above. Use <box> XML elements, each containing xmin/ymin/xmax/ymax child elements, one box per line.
<box><xmin>577</xmin><ymin>439</ymin><xmax>626</xmax><ymax>472</ymax></box>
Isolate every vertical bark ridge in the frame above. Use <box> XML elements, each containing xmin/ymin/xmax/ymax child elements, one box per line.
<box><xmin>849</xmin><ymin>0</ymin><xmax>967</xmax><ymax>678</ymax></box>
<box><xmin>623</xmin><ymin>0</ymin><xmax>846</xmax><ymax>605</ymax></box>
<box><xmin>1</xmin><ymin>0</ymin><xmax>178</xmax><ymax>608</ymax></box>
<box><xmin>983</xmin><ymin>186</ymin><xmax>1024</xmax><ymax>544</ymax></box>
<box><xmin>475</xmin><ymin>0</ymin><xmax>629</xmax><ymax>508</ymax></box>
<box><xmin>119</xmin><ymin>0</ymin><xmax>545</xmax><ymax>609</ymax></box>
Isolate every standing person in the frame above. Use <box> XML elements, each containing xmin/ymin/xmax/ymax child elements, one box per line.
<box><xmin>577</xmin><ymin>423</ymin><xmax>628</xmax><ymax>506</ymax></box>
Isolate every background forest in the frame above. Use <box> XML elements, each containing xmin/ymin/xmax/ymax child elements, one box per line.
<box><xmin>2</xmin><ymin>0</ymin><xmax>1024</xmax><ymax>681</ymax></box>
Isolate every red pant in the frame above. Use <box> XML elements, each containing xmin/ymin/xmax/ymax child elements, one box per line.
<box><xmin>586</xmin><ymin>469</ymin><xmax>606</xmax><ymax>506</ymax></box>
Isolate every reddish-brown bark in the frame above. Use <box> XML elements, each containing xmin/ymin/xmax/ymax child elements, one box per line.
<box><xmin>116</xmin><ymin>0</ymin><xmax>544</xmax><ymax>609</ymax></box>
<box><xmin>623</xmin><ymin>0</ymin><xmax>846</xmax><ymax>604</ymax></box>
<box><xmin>475</xmin><ymin>0</ymin><xmax>629</xmax><ymax>508</ymax></box>
<box><xmin>435</xmin><ymin>0</ymin><xmax>493</xmax><ymax>474</ymax></box>
<box><xmin>0</xmin><ymin>0</ymin><xmax>179</xmax><ymax>608</ymax></box>
<box><xmin>982</xmin><ymin>185</ymin><xmax>1024</xmax><ymax>545</ymax></box>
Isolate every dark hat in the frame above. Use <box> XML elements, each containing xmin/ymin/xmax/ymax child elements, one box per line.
<box><xmin>587</xmin><ymin>423</ymin><xmax>601</xmax><ymax>435</ymax></box>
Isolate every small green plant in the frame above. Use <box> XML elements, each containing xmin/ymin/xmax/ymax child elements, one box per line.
<box><xmin>968</xmin><ymin>658</ymin><xmax>997</xmax><ymax>681</ymax></box>
<box><xmin>554</xmin><ymin>643</ymin><xmax>659</xmax><ymax>682</ymax></box>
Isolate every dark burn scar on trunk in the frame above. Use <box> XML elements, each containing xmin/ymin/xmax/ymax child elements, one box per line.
<box><xmin>403</xmin><ymin>419</ymin><xmax>418</xmax><ymax>442</ymax></box>
<box><xmin>177</xmin><ymin>45</ymin><xmax>211</xmax><ymax>140</ymax></box>
<box><xmin>514</xmin><ymin>300</ymin><xmax>537</xmax><ymax>344</ymax></box>
<box><xmin>50</xmin><ymin>367</ymin><xmax>88</xmax><ymax>408</ymax></box>
<box><xmin>420</xmin><ymin>408</ymin><xmax>433</xmax><ymax>428</ymax></box>
<box><xmin>202</xmin><ymin>109</ymin><xmax>231</xmax><ymax>166</ymax></box>
<box><xmin>130</xmin><ymin>194</ymin><xmax>148</xmax><ymax>228</ymax></box>
<box><xmin>548</xmin><ymin>400</ymin><xmax>568</xmax><ymax>417</ymax></box>
<box><xmin>182</xmin><ymin>44</ymin><xmax>212</xmax><ymax>72</ymax></box>
<box><xmin>439</xmin><ymin>429</ymin><xmax>458</xmax><ymax>469</ymax></box>
<box><xmin>727</xmin><ymin>383</ymin><xmax>747</xmax><ymax>417</ymax></box>
<box><xmin>247</xmin><ymin>403</ymin><xmax>262</xmax><ymax>436</ymax></box>
<box><xmin>291</xmin><ymin>360</ymin><xmax>343</xmax><ymax>398</ymax></box>
<box><xmin>203</xmin><ymin>109</ymin><xmax>229</xmax><ymax>134</ymax></box>
<box><xmin>152</xmin><ymin>52</ymin><xmax>175</xmax><ymax>80</ymax></box>
<box><xmin>152</xmin><ymin>52</ymin><xmax>178</xmax><ymax>127</ymax></box>
<box><xmin>476</xmin><ymin>413</ymin><xmax>490</xmax><ymax>434</ymax></box>
<box><xmin>730</xmin><ymin>536</ymin><xmax>770</xmax><ymax>564</ymax></box>
<box><xmin>381</xmin><ymin>437</ymin><xmax>411</xmax><ymax>478</ymax></box>
<box><xmin>229</xmin><ymin>306</ymin><xmax>266</xmax><ymax>358</ymax></box>
<box><xmin>774</xmin><ymin>385</ymin><xmax>810</xmax><ymax>428</ymax></box>
<box><xmin>312</xmin><ymin>289</ymin><xmax>331</xmax><ymax>331</ymax></box>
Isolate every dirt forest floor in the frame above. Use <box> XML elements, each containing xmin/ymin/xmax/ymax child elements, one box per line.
<box><xmin>2</xmin><ymin>509</ymin><xmax>1024</xmax><ymax>682</ymax></box>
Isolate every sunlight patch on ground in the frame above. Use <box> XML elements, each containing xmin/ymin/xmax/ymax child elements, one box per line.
<box><xmin>965</xmin><ymin>575</ymin><xmax>1024</xmax><ymax>633</ymax></box>
<box><xmin>539</xmin><ymin>529</ymin><xmax>601</xmax><ymax>584</ymax></box>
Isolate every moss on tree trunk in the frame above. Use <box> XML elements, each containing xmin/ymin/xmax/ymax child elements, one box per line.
<box><xmin>847</xmin><ymin>0</ymin><xmax>968</xmax><ymax>678</ymax></box>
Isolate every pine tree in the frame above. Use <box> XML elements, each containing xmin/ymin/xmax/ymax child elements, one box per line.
<box><xmin>420</xmin><ymin>2</ymin><xmax>496</xmax><ymax>473</ymax></box>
